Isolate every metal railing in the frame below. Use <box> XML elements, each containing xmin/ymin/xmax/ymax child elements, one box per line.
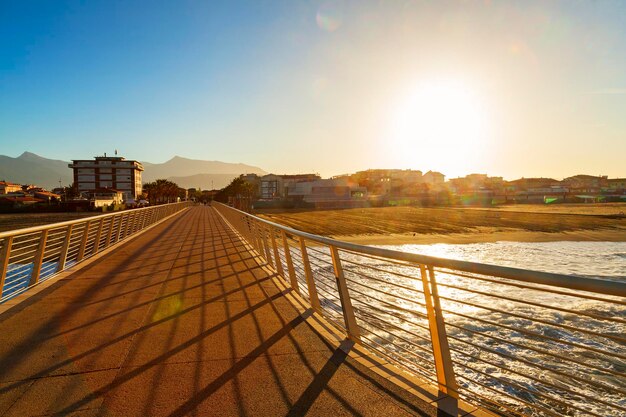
<box><xmin>214</xmin><ymin>202</ymin><xmax>626</xmax><ymax>417</ymax></box>
<box><xmin>0</xmin><ymin>202</ymin><xmax>192</xmax><ymax>303</ymax></box>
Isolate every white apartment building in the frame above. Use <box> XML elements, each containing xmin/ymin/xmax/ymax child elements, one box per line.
<box><xmin>69</xmin><ymin>155</ymin><xmax>144</xmax><ymax>201</ymax></box>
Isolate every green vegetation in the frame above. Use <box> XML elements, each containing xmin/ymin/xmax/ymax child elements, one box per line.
<box><xmin>143</xmin><ymin>179</ymin><xmax>186</xmax><ymax>203</ymax></box>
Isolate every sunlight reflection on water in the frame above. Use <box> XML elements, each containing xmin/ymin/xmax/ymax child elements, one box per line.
<box><xmin>391</xmin><ymin>241</ymin><xmax>626</xmax><ymax>279</ymax></box>
<box><xmin>301</xmin><ymin>241</ymin><xmax>626</xmax><ymax>416</ymax></box>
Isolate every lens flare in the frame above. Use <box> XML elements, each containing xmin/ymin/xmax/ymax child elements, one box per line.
<box><xmin>316</xmin><ymin>2</ymin><xmax>343</xmax><ymax>32</ymax></box>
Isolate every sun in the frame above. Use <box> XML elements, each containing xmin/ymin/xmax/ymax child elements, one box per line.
<box><xmin>388</xmin><ymin>79</ymin><xmax>490</xmax><ymax>173</ymax></box>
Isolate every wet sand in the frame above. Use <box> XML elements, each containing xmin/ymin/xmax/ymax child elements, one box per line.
<box><xmin>258</xmin><ymin>204</ymin><xmax>626</xmax><ymax>245</ymax></box>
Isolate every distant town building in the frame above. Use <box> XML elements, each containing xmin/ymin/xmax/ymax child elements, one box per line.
<box><xmin>87</xmin><ymin>189</ymin><xmax>125</xmax><ymax>208</ymax></box>
<box><xmin>259</xmin><ymin>173</ymin><xmax>321</xmax><ymax>200</ymax></box>
<box><xmin>422</xmin><ymin>171</ymin><xmax>445</xmax><ymax>186</ymax></box>
<box><xmin>32</xmin><ymin>190</ymin><xmax>61</xmax><ymax>202</ymax></box>
<box><xmin>606</xmin><ymin>178</ymin><xmax>626</xmax><ymax>193</ymax></box>
<box><xmin>561</xmin><ymin>175</ymin><xmax>608</xmax><ymax>194</ymax></box>
<box><xmin>0</xmin><ymin>181</ymin><xmax>22</xmax><ymax>194</ymax></box>
<box><xmin>69</xmin><ymin>155</ymin><xmax>144</xmax><ymax>201</ymax></box>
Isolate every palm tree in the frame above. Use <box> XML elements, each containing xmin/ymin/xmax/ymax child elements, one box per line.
<box><xmin>143</xmin><ymin>179</ymin><xmax>181</xmax><ymax>203</ymax></box>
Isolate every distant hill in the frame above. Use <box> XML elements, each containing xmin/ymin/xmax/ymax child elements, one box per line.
<box><xmin>142</xmin><ymin>156</ymin><xmax>266</xmax><ymax>188</ymax></box>
<box><xmin>0</xmin><ymin>152</ymin><xmax>266</xmax><ymax>191</ymax></box>
<box><xmin>166</xmin><ymin>173</ymin><xmax>245</xmax><ymax>190</ymax></box>
<box><xmin>0</xmin><ymin>152</ymin><xmax>72</xmax><ymax>189</ymax></box>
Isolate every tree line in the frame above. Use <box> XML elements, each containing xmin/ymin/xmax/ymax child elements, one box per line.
<box><xmin>142</xmin><ymin>179</ymin><xmax>187</xmax><ymax>203</ymax></box>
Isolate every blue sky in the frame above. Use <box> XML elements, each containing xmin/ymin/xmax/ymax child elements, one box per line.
<box><xmin>1</xmin><ymin>0</ymin><xmax>625</xmax><ymax>179</ymax></box>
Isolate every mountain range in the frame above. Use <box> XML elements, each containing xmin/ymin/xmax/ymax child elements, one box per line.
<box><xmin>0</xmin><ymin>152</ymin><xmax>266</xmax><ymax>190</ymax></box>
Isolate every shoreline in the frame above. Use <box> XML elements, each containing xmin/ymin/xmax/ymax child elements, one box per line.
<box><xmin>332</xmin><ymin>228</ymin><xmax>626</xmax><ymax>246</ymax></box>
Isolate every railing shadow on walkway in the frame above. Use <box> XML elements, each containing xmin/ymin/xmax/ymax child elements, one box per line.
<box><xmin>0</xmin><ymin>207</ymin><xmax>435</xmax><ymax>417</ymax></box>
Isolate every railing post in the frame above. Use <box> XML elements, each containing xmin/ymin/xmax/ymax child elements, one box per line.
<box><xmin>77</xmin><ymin>221</ymin><xmax>91</xmax><ymax>262</ymax></box>
<box><xmin>58</xmin><ymin>225</ymin><xmax>74</xmax><ymax>271</ymax></box>
<box><xmin>116</xmin><ymin>213</ymin><xmax>125</xmax><ymax>242</ymax></box>
<box><xmin>125</xmin><ymin>212</ymin><xmax>134</xmax><ymax>237</ymax></box>
<box><xmin>140</xmin><ymin>210</ymin><xmax>148</xmax><ymax>229</ymax></box>
<box><xmin>269</xmin><ymin>227</ymin><xmax>284</xmax><ymax>277</ymax></box>
<box><xmin>92</xmin><ymin>218</ymin><xmax>105</xmax><ymax>255</ymax></box>
<box><xmin>281</xmin><ymin>231</ymin><xmax>300</xmax><ymax>294</ymax></box>
<box><xmin>261</xmin><ymin>224</ymin><xmax>274</xmax><ymax>268</ymax></box>
<box><xmin>131</xmin><ymin>212</ymin><xmax>139</xmax><ymax>234</ymax></box>
<box><xmin>251</xmin><ymin>220</ymin><xmax>262</xmax><ymax>256</ymax></box>
<box><xmin>254</xmin><ymin>220</ymin><xmax>264</xmax><ymax>256</ymax></box>
<box><xmin>420</xmin><ymin>264</ymin><xmax>458</xmax><ymax>401</ymax></box>
<box><xmin>0</xmin><ymin>237</ymin><xmax>14</xmax><ymax>299</ymax></box>
<box><xmin>29</xmin><ymin>230</ymin><xmax>49</xmax><ymax>286</ymax></box>
<box><xmin>245</xmin><ymin>217</ymin><xmax>254</xmax><ymax>243</ymax></box>
<box><xmin>299</xmin><ymin>237</ymin><xmax>321</xmax><ymax>313</ymax></box>
<box><xmin>137</xmin><ymin>211</ymin><xmax>145</xmax><ymax>231</ymax></box>
<box><xmin>330</xmin><ymin>246</ymin><xmax>360</xmax><ymax>341</ymax></box>
<box><xmin>144</xmin><ymin>210</ymin><xmax>151</xmax><ymax>227</ymax></box>
<box><xmin>105</xmin><ymin>217</ymin><xmax>116</xmax><ymax>247</ymax></box>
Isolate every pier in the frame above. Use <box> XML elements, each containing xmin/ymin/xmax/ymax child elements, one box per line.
<box><xmin>0</xmin><ymin>207</ymin><xmax>449</xmax><ymax>416</ymax></box>
<box><xmin>0</xmin><ymin>203</ymin><xmax>624</xmax><ymax>416</ymax></box>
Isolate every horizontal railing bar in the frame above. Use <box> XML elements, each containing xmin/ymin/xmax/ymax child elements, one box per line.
<box><xmin>452</xmin><ymin>359</ymin><xmax>606</xmax><ymax>417</ymax></box>
<box><xmin>435</xmin><ymin>281</ymin><xmax>626</xmax><ymax>324</ymax></box>
<box><xmin>356</xmin><ymin>316</ymin><xmax>434</xmax><ymax>357</ymax></box>
<box><xmin>341</xmin><ymin>265</ymin><xmax>427</xmax><ymax>299</ymax></box>
<box><xmin>457</xmin><ymin>385</ymin><xmax>527</xmax><ymax>417</ymax></box>
<box><xmin>339</xmin><ymin>256</ymin><xmax>427</xmax><ymax>286</ymax></box>
<box><xmin>359</xmin><ymin>325</ymin><xmax>435</xmax><ymax>373</ymax></box>
<box><xmin>304</xmin><ymin>245</ymin><xmax>332</xmax><ymax>257</ymax></box>
<box><xmin>341</xmin><ymin>247</ymin><xmax>423</xmax><ymax>269</ymax></box>
<box><xmin>215</xmin><ymin>203</ymin><xmax>625</xmax><ymax>417</ymax></box>
<box><xmin>9</xmin><ymin>242</ymin><xmax>41</xmax><ymax>252</ymax></box>
<box><xmin>436</xmin><ymin>267</ymin><xmax>626</xmax><ymax>306</ymax></box>
<box><xmin>345</xmin><ymin>275</ymin><xmax>428</xmax><ymax>310</ymax></box>
<box><xmin>1</xmin><ymin>203</ymin><xmax>191</xmax><ymax>303</ymax></box>
<box><xmin>442</xmin><ymin>311</ymin><xmax>626</xmax><ymax>374</ymax></box>
<box><xmin>351</xmin><ymin>299</ymin><xmax>432</xmax><ymax>334</ymax></box>
<box><xmin>446</xmin><ymin>328</ymin><xmax>626</xmax><ymax>400</ymax></box>
<box><xmin>8</xmin><ymin>254</ymin><xmax>37</xmax><ymax>264</ymax></box>
<box><xmin>314</xmin><ymin>282</ymin><xmax>342</xmax><ymax>305</ymax></box>
<box><xmin>0</xmin><ymin>206</ymin><xmax>165</xmax><ymax>239</ymax></box>
<box><xmin>439</xmin><ymin>294</ymin><xmax>626</xmax><ymax>344</ymax></box>
<box><xmin>221</xmin><ymin>205</ymin><xmax>626</xmax><ymax>297</ymax></box>
<box><xmin>346</xmin><ymin>285</ymin><xmax>429</xmax><ymax>320</ymax></box>
<box><xmin>455</xmin><ymin>374</ymin><xmax>559</xmax><ymax>417</ymax></box>
<box><xmin>358</xmin><ymin>331</ymin><xmax>439</xmax><ymax>383</ymax></box>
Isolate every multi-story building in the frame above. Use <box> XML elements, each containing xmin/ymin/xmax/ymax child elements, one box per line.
<box><xmin>259</xmin><ymin>173</ymin><xmax>321</xmax><ymax>200</ymax></box>
<box><xmin>68</xmin><ymin>155</ymin><xmax>144</xmax><ymax>201</ymax></box>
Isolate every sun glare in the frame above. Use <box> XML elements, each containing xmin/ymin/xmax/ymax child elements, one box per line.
<box><xmin>389</xmin><ymin>79</ymin><xmax>490</xmax><ymax>173</ymax></box>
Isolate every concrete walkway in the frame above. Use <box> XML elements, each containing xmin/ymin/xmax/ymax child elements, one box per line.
<box><xmin>0</xmin><ymin>207</ymin><xmax>438</xmax><ymax>417</ymax></box>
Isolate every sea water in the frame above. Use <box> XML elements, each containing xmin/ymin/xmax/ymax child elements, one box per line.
<box><xmin>300</xmin><ymin>241</ymin><xmax>626</xmax><ymax>416</ymax></box>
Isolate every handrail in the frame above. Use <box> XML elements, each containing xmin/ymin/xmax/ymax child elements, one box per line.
<box><xmin>219</xmin><ymin>204</ymin><xmax>626</xmax><ymax>297</ymax></box>
<box><xmin>213</xmin><ymin>202</ymin><xmax>626</xmax><ymax>417</ymax></box>
<box><xmin>0</xmin><ymin>203</ymin><xmax>177</xmax><ymax>238</ymax></box>
<box><xmin>0</xmin><ymin>202</ymin><xmax>192</xmax><ymax>302</ymax></box>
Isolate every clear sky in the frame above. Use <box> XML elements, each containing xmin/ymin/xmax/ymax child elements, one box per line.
<box><xmin>1</xmin><ymin>0</ymin><xmax>625</xmax><ymax>180</ymax></box>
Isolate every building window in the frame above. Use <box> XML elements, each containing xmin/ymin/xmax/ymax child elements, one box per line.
<box><xmin>78</xmin><ymin>183</ymin><xmax>95</xmax><ymax>190</ymax></box>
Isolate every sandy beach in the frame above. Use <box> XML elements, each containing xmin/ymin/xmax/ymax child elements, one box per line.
<box><xmin>257</xmin><ymin>203</ymin><xmax>626</xmax><ymax>245</ymax></box>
